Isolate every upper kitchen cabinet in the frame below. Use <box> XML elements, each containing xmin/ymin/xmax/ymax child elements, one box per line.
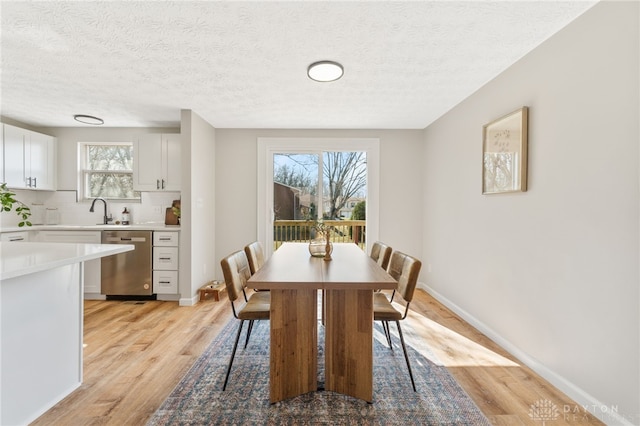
<box><xmin>133</xmin><ymin>133</ymin><xmax>181</xmax><ymax>191</ymax></box>
<box><xmin>2</xmin><ymin>124</ymin><xmax>57</xmax><ymax>190</ymax></box>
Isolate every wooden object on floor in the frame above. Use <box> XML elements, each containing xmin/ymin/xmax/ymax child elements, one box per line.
<box><xmin>199</xmin><ymin>281</ymin><xmax>225</xmax><ymax>301</ymax></box>
<box><xmin>30</xmin><ymin>290</ymin><xmax>606</xmax><ymax>426</ymax></box>
<box><xmin>249</xmin><ymin>243</ymin><xmax>395</xmax><ymax>403</ymax></box>
<box><xmin>269</xmin><ymin>288</ymin><xmax>318</xmax><ymax>402</ymax></box>
<box><xmin>324</xmin><ymin>288</ymin><xmax>373</xmax><ymax>401</ymax></box>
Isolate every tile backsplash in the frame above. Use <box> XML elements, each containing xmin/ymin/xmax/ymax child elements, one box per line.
<box><xmin>0</xmin><ymin>189</ymin><xmax>180</xmax><ymax>229</ymax></box>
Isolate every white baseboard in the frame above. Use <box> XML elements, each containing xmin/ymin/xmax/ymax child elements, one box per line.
<box><xmin>83</xmin><ymin>293</ymin><xmax>106</xmax><ymax>300</ymax></box>
<box><xmin>157</xmin><ymin>294</ymin><xmax>180</xmax><ymax>302</ymax></box>
<box><xmin>179</xmin><ymin>294</ymin><xmax>199</xmax><ymax>306</ymax></box>
<box><xmin>418</xmin><ymin>282</ymin><xmax>633</xmax><ymax>426</ymax></box>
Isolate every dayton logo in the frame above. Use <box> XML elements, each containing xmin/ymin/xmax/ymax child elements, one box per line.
<box><xmin>529</xmin><ymin>399</ymin><xmax>560</xmax><ymax>425</ymax></box>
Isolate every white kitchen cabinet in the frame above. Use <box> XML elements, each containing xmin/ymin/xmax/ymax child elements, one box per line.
<box><xmin>0</xmin><ymin>231</ymin><xmax>30</xmax><ymax>242</ymax></box>
<box><xmin>153</xmin><ymin>231</ymin><xmax>179</xmax><ymax>246</ymax></box>
<box><xmin>153</xmin><ymin>247</ymin><xmax>179</xmax><ymax>270</ymax></box>
<box><xmin>36</xmin><ymin>230</ymin><xmax>103</xmax><ymax>297</ymax></box>
<box><xmin>3</xmin><ymin>124</ymin><xmax>26</xmax><ymax>188</ymax></box>
<box><xmin>133</xmin><ymin>133</ymin><xmax>181</xmax><ymax>191</ymax></box>
<box><xmin>27</xmin><ymin>130</ymin><xmax>57</xmax><ymax>190</ymax></box>
<box><xmin>2</xmin><ymin>124</ymin><xmax>56</xmax><ymax>190</ymax></box>
<box><xmin>153</xmin><ymin>270</ymin><xmax>179</xmax><ymax>294</ymax></box>
<box><xmin>153</xmin><ymin>231</ymin><xmax>179</xmax><ymax>294</ymax></box>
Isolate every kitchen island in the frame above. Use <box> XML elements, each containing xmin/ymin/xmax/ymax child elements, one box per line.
<box><xmin>0</xmin><ymin>242</ymin><xmax>134</xmax><ymax>425</ymax></box>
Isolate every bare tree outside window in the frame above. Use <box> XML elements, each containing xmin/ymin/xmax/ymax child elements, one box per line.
<box><xmin>323</xmin><ymin>152</ymin><xmax>366</xmax><ymax>219</ymax></box>
<box><xmin>273</xmin><ymin>151</ymin><xmax>367</xmax><ymax>220</ymax></box>
<box><xmin>273</xmin><ymin>161</ymin><xmax>315</xmax><ymax>194</ymax></box>
<box><xmin>83</xmin><ymin>143</ymin><xmax>140</xmax><ymax>200</ymax></box>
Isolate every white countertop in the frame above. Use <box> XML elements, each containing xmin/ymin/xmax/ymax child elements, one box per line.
<box><xmin>0</xmin><ymin>242</ymin><xmax>134</xmax><ymax>280</ymax></box>
<box><xmin>0</xmin><ymin>224</ymin><xmax>180</xmax><ymax>233</ymax></box>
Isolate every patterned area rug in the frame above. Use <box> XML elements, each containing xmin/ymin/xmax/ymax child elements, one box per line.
<box><xmin>147</xmin><ymin>317</ymin><xmax>490</xmax><ymax>425</ymax></box>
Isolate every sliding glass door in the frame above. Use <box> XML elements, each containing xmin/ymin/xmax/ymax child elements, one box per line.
<box><xmin>272</xmin><ymin>151</ymin><xmax>367</xmax><ymax>250</ymax></box>
<box><xmin>258</xmin><ymin>138</ymin><xmax>380</xmax><ymax>257</ymax></box>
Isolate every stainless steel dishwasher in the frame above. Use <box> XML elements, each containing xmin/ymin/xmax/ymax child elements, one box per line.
<box><xmin>101</xmin><ymin>230</ymin><xmax>153</xmax><ymax>297</ymax></box>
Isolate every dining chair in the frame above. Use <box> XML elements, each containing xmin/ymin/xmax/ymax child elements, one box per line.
<box><xmin>220</xmin><ymin>250</ymin><xmax>270</xmax><ymax>391</ymax></box>
<box><xmin>245</xmin><ymin>241</ymin><xmax>269</xmax><ymax>293</ymax></box>
<box><xmin>244</xmin><ymin>241</ymin><xmax>265</xmax><ymax>275</ymax></box>
<box><xmin>370</xmin><ymin>241</ymin><xmax>392</xmax><ymax>270</ymax></box>
<box><xmin>374</xmin><ymin>250</ymin><xmax>422</xmax><ymax>392</ymax></box>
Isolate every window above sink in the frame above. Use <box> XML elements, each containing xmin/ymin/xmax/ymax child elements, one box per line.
<box><xmin>79</xmin><ymin>142</ymin><xmax>141</xmax><ymax>201</ymax></box>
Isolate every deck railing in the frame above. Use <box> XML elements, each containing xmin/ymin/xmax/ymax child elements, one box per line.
<box><xmin>274</xmin><ymin>220</ymin><xmax>366</xmax><ymax>250</ymax></box>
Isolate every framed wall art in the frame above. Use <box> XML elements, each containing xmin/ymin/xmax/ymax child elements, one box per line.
<box><xmin>482</xmin><ymin>106</ymin><xmax>528</xmax><ymax>194</ymax></box>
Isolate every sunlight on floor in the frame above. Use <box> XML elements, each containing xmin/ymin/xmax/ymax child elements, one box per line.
<box><xmin>375</xmin><ymin>304</ymin><xmax>520</xmax><ymax>368</ymax></box>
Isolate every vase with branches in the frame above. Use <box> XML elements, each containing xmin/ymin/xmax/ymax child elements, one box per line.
<box><xmin>308</xmin><ymin>219</ymin><xmax>334</xmax><ymax>260</ymax></box>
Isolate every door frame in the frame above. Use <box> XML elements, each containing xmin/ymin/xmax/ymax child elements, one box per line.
<box><xmin>257</xmin><ymin>137</ymin><xmax>380</xmax><ymax>258</ymax></box>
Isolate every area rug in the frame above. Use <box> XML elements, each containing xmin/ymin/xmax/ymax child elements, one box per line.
<box><xmin>147</xmin><ymin>318</ymin><xmax>490</xmax><ymax>425</ymax></box>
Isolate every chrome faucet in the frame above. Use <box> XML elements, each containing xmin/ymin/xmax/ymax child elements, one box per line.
<box><xmin>89</xmin><ymin>197</ymin><xmax>109</xmax><ymax>225</ymax></box>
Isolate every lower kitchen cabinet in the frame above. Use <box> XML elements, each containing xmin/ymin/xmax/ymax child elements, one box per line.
<box><xmin>153</xmin><ymin>270</ymin><xmax>179</xmax><ymax>294</ymax></box>
<box><xmin>36</xmin><ymin>231</ymin><xmax>103</xmax><ymax>298</ymax></box>
<box><xmin>0</xmin><ymin>231</ymin><xmax>30</xmax><ymax>242</ymax></box>
<box><xmin>153</xmin><ymin>231</ymin><xmax>179</xmax><ymax>295</ymax></box>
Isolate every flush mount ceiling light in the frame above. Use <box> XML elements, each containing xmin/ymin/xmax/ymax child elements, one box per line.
<box><xmin>73</xmin><ymin>114</ymin><xmax>104</xmax><ymax>125</ymax></box>
<box><xmin>307</xmin><ymin>61</ymin><xmax>344</xmax><ymax>82</ymax></box>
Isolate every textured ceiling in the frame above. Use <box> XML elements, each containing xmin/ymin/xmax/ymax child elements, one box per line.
<box><xmin>1</xmin><ymin>1</ymin><xmax>597</xmax><ymax>129</ymax></box>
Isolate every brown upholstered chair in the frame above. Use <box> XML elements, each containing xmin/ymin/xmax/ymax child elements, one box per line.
<box><xmin>370</xmin><ymin>241</ymin><xmax>392</xmax><ymax>271</ymax></box>
<box><xmin>370</xmin><ymin>241</ymin><xmax>393</xmax><ymax>294</ymax></box>
<box><xmin>244</xmin><ymin>241</ymin><xmax>265</xmax><ymax>275</ymax></box>
<box><xmin>374</xmin><ymin>250</ymin><xmax>422</xmax><ymax>391</ymax></box>
<box><xmin>244</xmin><ymin>241</ymin><xmax>270</xmax><ymax>293</ymax></box>
<box><xmin>220</xmin><ymin>250</ymin><xmax>270</xmax><ymax>390</ymax></box>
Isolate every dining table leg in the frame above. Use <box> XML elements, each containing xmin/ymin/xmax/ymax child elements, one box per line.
<box><xmin>269</xmin><ymin>288</ymin><xmax>318</xmax><ymax>403</ymax></box>
<box><xmin>324</xmin><ymin>288</ymin><xmax>374</xmax><ymax>402</ymax></box>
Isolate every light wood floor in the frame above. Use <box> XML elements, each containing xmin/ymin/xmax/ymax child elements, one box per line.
<box><xmin>32</xmin><ymin>289</ymin><xmax>604</xmax><ymax>425</ymax></box>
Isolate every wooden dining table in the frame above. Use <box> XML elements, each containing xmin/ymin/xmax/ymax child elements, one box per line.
<box><xmin>248</xmin><ymin>242</ymin><xmax>397</xmax><ymax>403</ymax></box>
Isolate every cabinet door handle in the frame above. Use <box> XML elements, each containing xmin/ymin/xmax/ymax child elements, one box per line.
<box><xmin>159</xmin><ymin>237</ymin><xmax>171</xmax><ymax>241</ymax></box>
<box><xmin>159</xmin><ymin>280</ymin><xmax>171</xmax><ymax>284</ymax></box>
<box><xmin>26</xmin><ymin>177</ymin><xmax>31</xmax><ymax>187</ymax></box>
<box><xmin>156</xmin><ymin>179</ymin><xmax>160</xmax><ymax>189</ymax></box>
<box><xmin>8</xmin><ymin>237</ymin><xmax>24</xmax><ymax>241</ymax></box>
<box><xmin>32</xmin><ymin>177</ymin><xmax>37</xmax><ymax>188</ymax></box>
<box><xmin>159</xmin><ymin>257</ymin><xmax>172</xmax><ymax>260</ymax></box>
<box><xmin>161</xmin><ymin>179</ymin><xmax>165</xmax><ymax>189</ymax></box>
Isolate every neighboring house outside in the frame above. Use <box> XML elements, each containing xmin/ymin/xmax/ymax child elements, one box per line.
<box><xmin>275</xmin><ymin>182</ymin><xmax>364</xmax><ymax>220</ymax></box>
<box><xmin>274</xmin><ymin>182</ymin><xmax>304</xmax><ymax>220</ymax></box>
<box><xmin>339</xmin><ymin>197</ymin><xmax>365</xmax><ymax>219</ymax></box>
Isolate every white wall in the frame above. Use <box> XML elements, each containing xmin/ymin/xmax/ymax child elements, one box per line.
<box><xmin>179</xmin><ymin>110</ymin><xmax>216</xmax><ymax>304</ymax></box>
<box><xmin>214</xmin><ymin>128</ymin><xmax>423</xmax><ymax>280</ymax></box>
<box><xmin>422</xmin><ymin>2</ymin><xmax>638</xmax><ymax>423</ymax></box>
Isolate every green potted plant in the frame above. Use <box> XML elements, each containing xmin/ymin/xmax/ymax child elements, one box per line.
<box><xmin>0</xmin><ymin>183</ymin><xmax>32</xmax><ymax>227</ymax></box>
